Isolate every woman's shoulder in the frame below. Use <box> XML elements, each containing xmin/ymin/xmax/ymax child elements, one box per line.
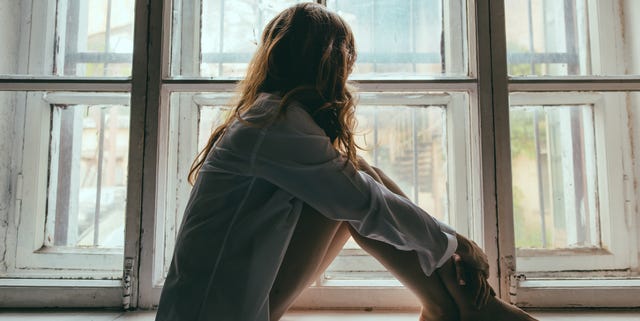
<box><xmin>242</xmin><ymin>92</ymin><xmax>326</xmax><ymax>137</ymax></box>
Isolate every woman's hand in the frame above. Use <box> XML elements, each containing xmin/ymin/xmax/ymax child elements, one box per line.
<box><xmin>453</xmin><ymin>233</ymin><xmax>493</xmax><ymax>309</ymax></box>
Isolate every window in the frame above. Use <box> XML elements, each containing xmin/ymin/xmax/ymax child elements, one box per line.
<box><xmin>0</xmin><ymin>0</ymin><xmax>133</xmax><ymax>307</ymax></box>
<box><xmin>505</xmin><ymin>0</ymin><xmax>640</xmax><ymax>307</ymax></box>
<box><xmin>12</xmin><ymin>92</ymin><xmax>129</xmax><ymax>276</ymax></box>
<box><xmin>510</xmin><ymin>92</ymin><xmax>634</xmax><ymax>273</ymax></box>
<box><xmin>1</xmin><ymin>0</ymin><xmax>639</xmax><ymax>310</ymax></box>
<box><xmin>153</xmin><ymin>0</ymin><xmax>476</xmax><ymax>308</ymax></box>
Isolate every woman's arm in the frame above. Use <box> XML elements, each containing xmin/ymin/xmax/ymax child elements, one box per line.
<box><xmin>241</xmin><ymin>108</ymin><xmax>457</xmax><ymax>276</ymax></box>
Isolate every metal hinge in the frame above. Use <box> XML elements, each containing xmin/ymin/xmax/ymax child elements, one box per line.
<box><xmin>14</xmin><ymin>174</ymin><xmax>23</xmax><ymax>226</ymax></box>
<box><xmin>509</xmin><ymin>273</ymin><xmax>527</xmax><ymax>303</ymax></box>
<box><xmin>122</xmin><ymin>257</ymin><xmax>135</xmax><ymax>310</ymax></box>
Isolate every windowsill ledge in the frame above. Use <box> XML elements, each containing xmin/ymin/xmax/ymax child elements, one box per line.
<box><xmin>1</xmin><ymin>310</ymin><xmax>640</xmax><ymax>321</ymax></box>
<box><xmin>515</xmin><ymin>278</ymin><xmax>640</xmax><ymax>308</ymax></box>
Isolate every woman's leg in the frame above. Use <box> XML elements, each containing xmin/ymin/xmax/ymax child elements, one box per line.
<box><xmin>436</xmin><ymin>259</ymin><xmax>538</xmax><ymax>321</ymax></box>
<box><xmin>270</xmin><ymin>157</ymin><xmax>538</xmax><ymax>321</ymax></box>
<box><xmin>270</xmin><ymin>160</ymin><xmax>461</xmax><ymax>321</ymax></box>
<box><xmin>269</xmin><ymin>204</ymin><xmax>351</xmax><ymax>321</ymax></box>
<box><xmin>353</xmin><ymin>162</ymin><xmax>460</xmax><ymax>321</ymax></box>
<box><xmin>346</xmin><ymin>226</ymin><xmax>460</xmax><ymax>321</ymax></box>
<box><xmin>366</xmin><ymin>162</ymin><xmax>538</xmax><ymax>321</ymax></box>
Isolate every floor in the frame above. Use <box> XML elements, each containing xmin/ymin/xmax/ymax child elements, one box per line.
<box><xmin>1</xmin><ymin>310</ymin><xmax>640</xmax><ymax>321</ymax></box>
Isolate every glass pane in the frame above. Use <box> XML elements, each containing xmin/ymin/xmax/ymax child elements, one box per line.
<box><xmin>356</xmin><ymin>106</ymin><xmax>448</xmax><ymax>220</ymax></box>
<box><xmin>0</xmin><ymin>0</ymin><xmax>134</xmax><ymax>77</ymax></box>
<box><xmin>327</xmin><ymin>0</ymin><xmax>468</xmax><ymax>77</ymax></box>
<box><xmin>505</xmin><ymin>0</ymin><xmax>640</xmax><ymax>76</ymax></box>
<box><xmin>171</xmin><ymin>0</ymin><xmax>469</xmax><ymax>78</ymax></box>
<box><xmin>171</xmin><ymin>0</ymin><xmax>309</xmax><ymax>78</ymax></box>
<box><xmin>198</xmin><ymin>106</ymin><xmax>232</xmax><ymax>151</ymax></box>
<box><xmin>46</xmin><ymin>104</ymin><xmax>130</xmax><ymax>248</ymax></box>
<box><xmin>510</xmin><ymin>105</ymin><xmax>599</xmax><ymax>249</ymax></box>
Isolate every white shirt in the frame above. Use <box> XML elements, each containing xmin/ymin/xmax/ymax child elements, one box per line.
<box><xmin>156</xmin><ymin>93</ymin><xmax>457</xmax><ymax>321</ymax></box>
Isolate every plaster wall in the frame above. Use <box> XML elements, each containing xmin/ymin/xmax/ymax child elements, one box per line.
<box><xmin>622</xmin><ymin>0</ymin><xmax>640</xmax><ymax>272</ymax></box>
<box><xmin>0</xmin><ymin>1</ymin><xmax>24</xmax><ymax>274</ymax></box>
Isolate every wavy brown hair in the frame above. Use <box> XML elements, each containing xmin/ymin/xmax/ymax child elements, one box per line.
<box><xmin>188</xmin><ymin>3</ymin><xmax>359</xmax><ymax>184</ymax></box>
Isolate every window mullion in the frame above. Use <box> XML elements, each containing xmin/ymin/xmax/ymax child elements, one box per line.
<box><xmin>475</xmin><ymin>0</ymin><xmax>512</xmax><ymax>301</ymax></box>
<box><xmin>126</xmin><ymin>0</ymin><xmax>165</xmax><ymax>310</ymax></box>
<box><xmin>509</xmin><ymin>77</ymin><xmax>640</xmax><ymax>92</ymax></box>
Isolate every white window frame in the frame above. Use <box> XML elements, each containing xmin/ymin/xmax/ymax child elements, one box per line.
<box><xmin>149</xmin><ymin>89</ymin><xmax>478</xmax><ymax>309</ymax></box>
<box><xmin>510</xmin><ymin>92</ymin><xmax>636</xmax><ymax>273</ymax></box>
<box><xmin>11</xmin><ymin>92</ymin><xmax>128</xmax><ymax>278</ymax></box>
<box><xmin>296</xmin><ymin>89</ymin><xmax>478</xmax><ymax>308</ymax></box>
<box><xmin>504</xmin><ymin>0</ymin><xmax>640</xmax><ymax>308</ymax></box>
<box><xmin>2</xmin><ymin>0</ymin><xmax>638</xmax><ymax>311</ymax></box>
<box><xmin>0</xmin><ymin>0</ymin><xmax>130</xmax><ymax>279</ymax></box>
<box><xmin>317</xmin><ymin>92</ymin><xmax>471</xmax><ymax>279</ymax></box>
<box><xmin>136</xmin><ymin>0</ymin><xmax>481</xmax><ymax>309</ymax></box>
<box><xmin>0</xmin><ymin>0</ymin><xmax>136</xmax><ymax>308</ymax></box>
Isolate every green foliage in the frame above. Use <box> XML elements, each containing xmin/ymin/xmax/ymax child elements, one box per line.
<box><xmin>513</xmin><ymin>186</ymin><xmax>543</xmax><ymax>248</ymax></box>
<box><xmin>510</xmin><ymin>109</ymin><xmax>535</xmax><ymax>158</ymax></box>
<box><xmin>510</xmin><ymin>108</ymin><xmax>549</xmax><ymax>159</ymax></box>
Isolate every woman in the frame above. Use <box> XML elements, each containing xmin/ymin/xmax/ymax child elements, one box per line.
<box><xmin>156</xmin><ymin>3</ymin><xmax>538</xmax><ymax>321</ymax></box>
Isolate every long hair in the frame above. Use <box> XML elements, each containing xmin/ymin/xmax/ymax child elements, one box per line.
<box><xmin>188</xmin><ymin>3</ymin><xmax>359</xmax><ymax>184</ymax></box>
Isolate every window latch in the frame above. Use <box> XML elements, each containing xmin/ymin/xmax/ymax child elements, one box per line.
<box><xmin>509</xmin><ymin>273</ymin><xmax>527</xmax><ymax>303</ymax></box>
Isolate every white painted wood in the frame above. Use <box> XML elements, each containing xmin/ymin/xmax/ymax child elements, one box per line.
<box><xmin>443</xmin><ymin>0</ymin><xmax>467</xmax><ymax>76</ymax></box>
<box><xmin>447</xmin><ymin>92</ymin><xmax>473</xmax><ymax>237</ymax></box>
<box><xmin>163</xmin><ymin>80</ymin><xmax>477</xmax><ymax>93</ymax></box>
<box><xmin>0</xmin><ymin>6</ymin><xmax>22</xmax><ymax>277</ymax></box>
<box><xmin>621</xmin><ymin>3</ymin><xmax>640</xmax><ymax>298</ymax></box>
<box><xmin>0</xmin><ymin>278</ymin><xmax>121</xmax><ymax>287</ymax></box>
<box><xmin>54</xmin><ymin>0</ymin><xmax>69</xmax><ymax>77</ymax></box>
<box><xmin>0</xmin><ymin>81</ymin><xmax>132</xmax><ymax>92</ymax></box>
<box><xmin>509</xmin><ymin>79</ymin><xmax>640</xmax><ymax>92</ymax></box>
<box><xmin>26</xmin><ymin>1</ymin><xmax>56</xmax><ymax>75</ymax></box>
<box><xmin>147</xmin><ymin>90</ymin><xmax>479</xmax><ymax>308</ymax></box>
<box><xmin>0</xmin><ymin>285</ymin><xmax>122</xmax><ymax>308</ymax></box>
<box><xmin>162</xmin><ymin>0</ymin><xmax>174</xmax><ymax>79</ymax></box>
<box><xmin>45</xmin><ymin>105</ymin><xmax>62</xmax><ymax>248</ymax></box>
<box><xmin>474</xmin><ymin>0</ymin><xmax>513</xmax><ymax>300</ymax></box>
<box><xmin>506</xmin><ymin>0</ymin><xmax>640</xmax><ymax>307</ymax></box>
<box><xmin>0</xmin><ymin>0</ymin><xmax>22</xmax><ymax>74</ymax></box>
<box><xmin>2</xmin><ymin>92</ymin><xmax>27</xmax><ymax>279</ymax></box>
<box><xmin>43</xmin><ymin>92</ymin><xmax>130</xmax><ymax>105</ymax></box>
<box><xmin>11</xmin><ymin>92</ymin><xmax>124</xmax><ymax>277</ymax></box>
<box><xmin>516</xmin><ymin>280</ymin><xmax>640</xmax><ymax>308</ymax></box>
<box><xmin>168</xmin><ymin>0</ymin><xmax>201</xmax><ymax>78</ymax></box>
<box><xmin>509</xmin><ymin>92</ymin><xmax>635</xmax><ymax>273</ymax></box>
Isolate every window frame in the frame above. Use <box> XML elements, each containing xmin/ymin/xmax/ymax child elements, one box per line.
<box><xmin>319</xmin><ymin>91</ymin><xmax>474</xmax><ymax>282</ymax></box>
<box><xmin>135</xmin><ymin>0</ymin><xmax>484</xmax><ymax>309</ymax></box>
<box><xmin>503</xmin><ymin>0</ymin><xmax>640</xmax><ymax>307</ymax></box>
<box><xmin>13</xmin><ymin>92</ymin><xmax>129</xmax><ymax>277</ymax></box>
<box><xmin>1</xmin><ymin>0</ymin><xmax>133</xmax><ymax>277</ymax></box>
<box><xmin>509</xmin><ymin>91</ymin><xmax>636</xmax><ymax>273</ymax></box>
<box><xmin>0</xmin><ymin>0</ymin><xmax>138</xmax><ymax>308</ymax></box>
<box><xmin>1</xmin><ymin>0</ymin><xmax>639</xmax><ymax>311</ymax></box>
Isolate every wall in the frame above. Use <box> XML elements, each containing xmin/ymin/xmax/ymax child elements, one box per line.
<box><xmin>622</xmin><ymin>0</ymin><xmax>640</xmax><ymax>273</ymax></box>
<box><xmin>0</xmin><ymin>0</ymin><xmax>23</xmax><ymax>274</ymax></box>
